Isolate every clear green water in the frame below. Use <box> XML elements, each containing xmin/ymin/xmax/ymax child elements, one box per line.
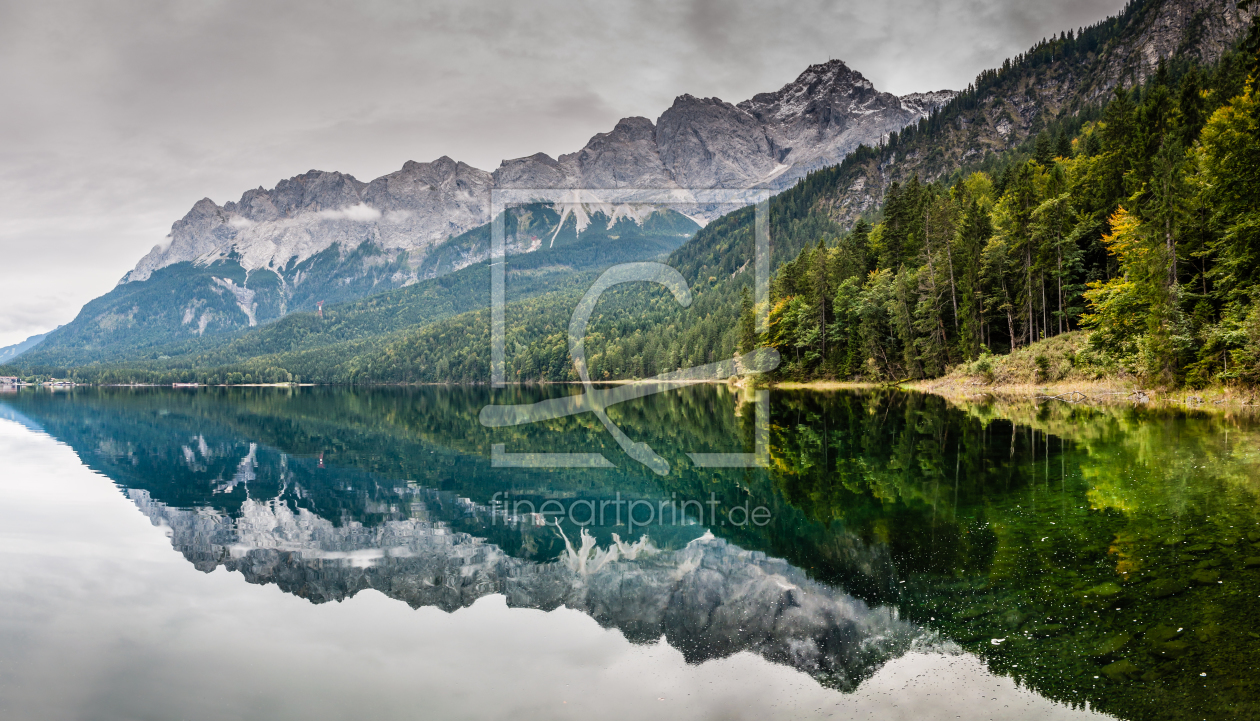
<box><xmin>1</xmin><ymin>386</ymin><xmax>1258</xmax><ymax>720</ymax></box>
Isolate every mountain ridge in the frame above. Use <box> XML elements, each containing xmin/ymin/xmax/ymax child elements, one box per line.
<box><xmin>0</xmin><ymin>328</ymin><xmax>58</xmax><ymax>365</ymax></box>
<box><xmin>125</xmin><ymin>59</ymin><xmax>951</xmax><ymax>287</ymax></box>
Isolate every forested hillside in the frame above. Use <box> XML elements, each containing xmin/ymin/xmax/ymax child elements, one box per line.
<box><xmin>814</xmin><ymin>0</ymin><xmax>1255</xmax><ymax>228</ymax></box>
<box><xmin>760</xmin><ymin>18</ymin><xmax>1260</xmax><ymax>387</ymax></box>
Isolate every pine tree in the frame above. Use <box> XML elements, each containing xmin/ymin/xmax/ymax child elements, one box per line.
<box><xmin>1055</xmin><ymin>129</ymin><xmax>1073</xmax><ymax>159</ymax></box>
<box><xmin>956</xmin><ymin>196</ymin><xmax>993</xmax><ymax>360</ymax></box>
<box><xmin>1035</xmin><ymin>132</ymin><xmax>1055</xmax><ymax>167</ymax></box>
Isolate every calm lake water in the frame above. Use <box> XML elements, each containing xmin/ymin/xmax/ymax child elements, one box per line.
<box><xmin>1</xmin><ymin>386</ymin><xmax>1258</xmax><ymax>720</ymax></box>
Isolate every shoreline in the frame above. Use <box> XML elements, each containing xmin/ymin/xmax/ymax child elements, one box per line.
<box><xmin>10</xmin><ymin>377</ymin><xmax>1258</xmax><ymax>412</ymax></box>
<box><xmin>771</xmin><ymin>376</ymin><xmax>1259</xmax><ymax>412</ymax></box>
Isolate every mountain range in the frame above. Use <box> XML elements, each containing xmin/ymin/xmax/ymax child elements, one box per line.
<box><xmin>7</xmin><ymin>0</ymin><xmax>1254</xmax><ymax>380</ymax></box>
<box><xmin>126</xmin><ymin>68</ymin><xmax>951</xmax><ymax>287</ymax></box>
<box><xmin>9</xmin><ymin>61</ymin><xmax>950</xmax><ymax>367</ymax></box>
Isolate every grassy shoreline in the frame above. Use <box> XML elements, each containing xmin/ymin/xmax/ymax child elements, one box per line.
<box><xmin>772</xmin><ymin>376</ymin><xmax>1260</xmax><ymax>412</ymax></box>
<box><xmin>770</xmin><ymin>331</ymin><xmax>1259</xmax><ymax>412</ymax></box>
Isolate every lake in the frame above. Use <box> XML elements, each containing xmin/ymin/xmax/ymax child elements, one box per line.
<box><xmin>1</xmin><ymin>386</ymin><xmax>1257</xmax><ymax>720</ymax></box>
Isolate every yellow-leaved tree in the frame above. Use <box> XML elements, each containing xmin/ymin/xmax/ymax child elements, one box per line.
<box><xmin>1081</xmin><ymin>208</ymin><xmax>1154</xmax><ymax>372</ymax></box>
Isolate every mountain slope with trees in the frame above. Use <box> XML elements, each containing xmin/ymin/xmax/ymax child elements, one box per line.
<box><xmin>16</xmin><ymin>207</ymin><xmax>696</xmax><ymax>369</ymax></box>
<box><xmin>758</xmin><ymin>7</ymin><xmax>1260</xmax><ymax>388</ymax></box>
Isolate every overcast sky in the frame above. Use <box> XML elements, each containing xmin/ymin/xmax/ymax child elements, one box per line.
<box><xmin>0</xmin><ymin>0</ymin><xmax>1126</xmax><ymax>347</ymax></box>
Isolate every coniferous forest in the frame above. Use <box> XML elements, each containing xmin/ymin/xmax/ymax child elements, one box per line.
<box><xmin>756</xmin><ymin>40</ymin><xmax>1260</xmax><ymax>388</ymax></box>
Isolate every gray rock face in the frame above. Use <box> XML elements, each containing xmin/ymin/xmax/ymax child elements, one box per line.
<box><xmin>1084</xmin><ymin>0</ymin><xmax>1255</xmax><ymax>102</ymax></box>
<box><xmin>656</xmin><ymin>94</ymin><xmax>780</xmax><ymax>189</ymax></box>
<box><xmin>738</xmin><ymin>60</ymin><xmax>942</xmax><ymax>186</ymax></box>
<box><xmin>123</xmin><ymin>60</ymin><xmax>953</xmax><ymax>285</ymax></box>
<box><xmin>128</xmin><ymin>489</ymin><xmax>937</xmax><ymax>688</ymax></box>
<box><xmin>898</xmin><ymin>90</ymin><xmax>959</xmax><ymax>116</ymax></box>
<box><xmin>127</xmin><ymin>160</ymin><xmax>493</xmax><ymax>283</ymax></box>
<box><xmin>491</xmin><ymin>61</ymin><xmax>952</xmax><ymax>198</ymax></box>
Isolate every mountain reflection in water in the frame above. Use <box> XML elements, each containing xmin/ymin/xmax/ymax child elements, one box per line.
<box><xmin>3</xmin><ymin>386</ymin><xmax>1259</xmax><ymax>720</ymax></box>
<box><xmin>129</xmin><ymin>489</ymin><xmax>927</xmax><ymax>689</ymax></box>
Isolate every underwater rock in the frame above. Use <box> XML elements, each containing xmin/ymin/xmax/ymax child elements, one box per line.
<box><xmin>1243</xmin><ymin>556</ymin><xmax>1260</xmax><ymax>568</ymax></box>
<box><xmin>1156</xmin><ymin>639</ymin><xmax>1192</xmax><ymax>659</ymax></box>
<box><xmin>999</xmin><ymin>609</ymin><xmax>1028</xmax><ymax>630</ymax></box>
<box><xmin>1147</xmin><ymin>625</ymin><xmax>1184</xmax><ymax>643</ymax></box>
<box><xmin>1101</xmin><ymin>659</ymin><xmax>1140</xmax><ymax>681</ymax></box>
<box><xmin>1081</xmin><ymin>581</ymin><xmax>1123</xmax><ymax>598</ymax></box>
<box><xmin>1091</xmin><ymin>633</ymin><xmax>1133</xmax><ymax>657</ymax></box>
<box><xmin>1191</xmin><ymin>570</ymin><xmax>1220</xmax><ymax>584</ymax></box>
<box><xmin>1148</xmin><ymin>578</ymin><xmax>1189</xmax><ymax>598</ymax></box>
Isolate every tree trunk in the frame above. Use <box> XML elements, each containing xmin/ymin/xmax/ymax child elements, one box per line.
<box><xmin>1166</xmin><ymin>215</ymin><xmax>1176</xmax><ymax>294</ymax></box>
<box><xmin>1057</xmin><ymin>243</ymin><xmax>1064</xmax><ymax>335</ymax></box>
<box><xmin>1024</xmin><ymin>243</ymin><xmax>1034</xmax><ymax>346</ymax></box>
<box><xmin>1002</xmin><ymin>277</ymin><xmax>1017</xmax><ymax>352</ymax></box>
<box><xmin>923</xmin><ymin>208</ymin><xmax>948</xmax><ymax>359</ymax></box>
<box><xmin>944</xmin><ymin>219</ymin><xmax>959</xmax><ymax>330</ymax></box>
<box><xmin>1041</xmin><ymin>275</ymin><xmax>1048</xmax><ymax>340</ymax></box>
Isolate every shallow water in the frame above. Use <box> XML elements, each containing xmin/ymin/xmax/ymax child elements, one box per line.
<box><xmin>1</xmin><ymin>386</ymin><xmax>1257</xmax><ymax>720</ymax></box>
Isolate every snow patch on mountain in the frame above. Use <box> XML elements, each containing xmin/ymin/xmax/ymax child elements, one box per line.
<box><xmin>212</xmin><ymin>277</ymin><xmax>258</xmax><ymax>327</ymax></box>
<box><xmin>544</xmin><ymin>189</ymin><xmax>664</xmax><ymax>246</ymax></box>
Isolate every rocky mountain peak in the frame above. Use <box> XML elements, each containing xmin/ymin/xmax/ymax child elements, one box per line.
<box><xmin>265</xmin><ymin>170</ymin><xmax>366</xmax><ymax>217</ymax></box>
<box><xmin>389</xmin><ymin>156</ymin><xmax>488</xmax><ymax>188</ymax></box>
<box><xmin>403</xmin><ymin>156</ymin><xmax>449</xmax><ymax>174</ymax></box>
<box><xmin>187</xmin><ymin>197</ymin><xmax>222</xmax><ymax>217</ymax></box>
<box><xmin>604</xmin><ymin>116</ymin><xmax>657</xmax><ymax>142</ymax></box>
<box><xmin>557</xmin><ymin>116</ymin><xmax>665</xmax><ymax>189</ymax></box>
<box><xmin>173</xmin><ymin>197</ymin><xmax>229</xmax><ymax>234</ymax></box>
<box><xmin>740</xmin><ymin>58</ymin><xmax>871</xmax><ymax>111</ymax></box>
<box><xmin>664</xmin><ymin>93</ymin><xmax>753</xmax><ymax>117</ymax></box>
<box><xmin>656</xmin><ymin>94</ymin><xmax>777</xmax><ymax>188</ymax></box>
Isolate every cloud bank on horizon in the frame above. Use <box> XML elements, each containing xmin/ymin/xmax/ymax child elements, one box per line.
<box><xmin>0</xmin><ymin>0</ymin><xmax>1125</xmax><ymax>347</ymax></box>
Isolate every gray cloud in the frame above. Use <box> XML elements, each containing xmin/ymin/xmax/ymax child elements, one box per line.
<box><xmin>0</xmin><ymin>0</ymin><xmax>1124</xmax><ymax>346</ymax></box>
